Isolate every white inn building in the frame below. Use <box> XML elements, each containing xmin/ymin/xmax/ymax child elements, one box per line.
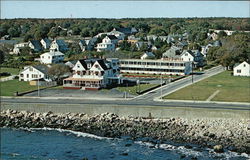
<box><xmin>119</xmin><ymin>59</ymin><xmax>192</xmax><ymax>76</ymax></box>
<box><xmin>63</xmin><ymin>58</ymin><xmax>121</xmax><ymax>90</ymax></box>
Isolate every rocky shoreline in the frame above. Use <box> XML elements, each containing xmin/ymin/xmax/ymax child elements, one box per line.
<box><xmin>1</xmin><ymin>109</ymin><xmax>249</xmax><ymax>154</ymax></box>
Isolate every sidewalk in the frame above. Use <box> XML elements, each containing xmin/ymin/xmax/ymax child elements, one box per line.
<box><xmin>154</xmin><ymin>98</ymin><xmax>250</xmax><ymax>106</ymax></box>
<box><xmin>1</xmin><ymin>96</ymin><xmax>132</xmax><ymax>101</ymax></box>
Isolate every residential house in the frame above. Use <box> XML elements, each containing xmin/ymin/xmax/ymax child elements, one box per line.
<box><xmin>175</xmin><ymin>41</ymin><xmax>188</xmax><ymax>49</ymax></box>
<box><xmin>63</xmin><ymin>58</ymin><xmax>121</xmax><ymax>90</ymax></box>
<box><xmin>11</xmin><ymin>42</ymin><xmax>29</xmax><ymax>55</ymax></box>
<box><xmin>65</xmin><ymin>60</ymin><xmax>78</xmax><ymax>69</ymax></box>
<box><xmin>107</xmin><ymin>30</ymin><xmax>125</xmax><ymax>40</ymax></box>
<box><xmin>79</xmin><ymin>39</ymin><xmax>92</xmax><ymax>52</ymax></box>
<box><xmin>181</xmin><ymin>50</ymin><xmax>204</xmax><ymax>67</ymax></box>
<box><xmin>213</xmin><ymin>40</ymin><xmax>222</xmax><ymax>47</ymax></box>
<box><xmin>128</xmin><ymin>35</ymin><xmax>140</xmax><ymax>41</ymax></box>
<box><xmin>141</xmin><ymin>52</ymin><xmax>155</xmax><ymax>60</ymax></box>
<box><xmin>151</xmin><ymin>45</ymin><xmax>158</xmax><ymax>51</ymax></box>
<box><xmin>233</xmin><ymin>61</ymin><xmax>250</xmax><ymax>77</ymax></box>
<box><xmin>40</xmin><ymin>50</ymin><xmax>65</xmax><ymax>64</ymax></box>
<box><xmin>147</xmin><ymin>35</ymin><xmax>158</xmax><ymax>41</ymax></box>
<box><xmin>207</xmin><ymin>32</ymin><xmax>218</xmax><ymax>40</ymax></box>
<box><xmin>19</xmin><ymin>65</ymin><xmax>52</xmax><ymax>82</ymax></box>
<box><xmin>135</xmin><ymin>41</ymin><xmax>150</xmax><ymax>50</ymax></box>
<box><xmin>96</xmin><ymin>35</ymin><xmax>118</xmax><ymax>52</ymax></box>
<box><xmin>28</xmin><ymin>40</ymin><xmax>43</xmax><ymax>52</ymax></box>
<box><xmin>40</xmin><ymin>38</ymin><xmax>52</xmax><ymax>49</ymax></box>
<box><xmin>113</xmin><ymin>27</ymin><xmax>138</xmax><ymax>35</ymax></box>
<box><xmin>162</xmin><ymin>46</ymin><xmax>182</xmax><ymax>59</ymax></box>
<box><xmin>167</xmin><ymin>35</ymin><xmax>175</xmax><ymax>44</ymax></box>
<box><xmin>50</xmin><ymin>39</ymin><xmax>68</xmax><ymax>52</ymax></box>
<box><xmin>79</xmin><ymin>37</ymin><xmax>97</xmax><ymax>52</ymax></box>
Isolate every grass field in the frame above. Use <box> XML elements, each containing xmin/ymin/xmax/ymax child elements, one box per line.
<box><xmin>0</xmin><ymin>67</ymin><xmax>20</xmax><ymax>75</ymax></box>
<box><xmin>117</xmin><ymin>84</ymin><xmax>158</xmax><ymax>95</ymax></box>
<box><xmin>0</xmin><ymin>79</ymin><xmax>41</xmax><ymax>96</ymax></box>
<box><xmin>164</xmin><ymin>71</ymin><xmax>250</xmax><ymax>103</ymax></box>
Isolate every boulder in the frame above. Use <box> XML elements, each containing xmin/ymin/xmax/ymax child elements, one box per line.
<box><xmin>213</xmin><ymin>145</ymin><xmax>224</xmax><ymax>153</ymax></box>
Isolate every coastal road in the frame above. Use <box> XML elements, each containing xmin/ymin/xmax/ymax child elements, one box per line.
<box><xmin>133</xmin><ymin>65</ymin><xmax>225</xmax><ymax>102</ymax></box>
<box><xmin>1</xmin><ymin>96</ymin><xmax>250</xmax><ymax>111</ymax></box>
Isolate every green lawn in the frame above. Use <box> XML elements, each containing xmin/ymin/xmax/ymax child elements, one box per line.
<box><xmin>117</xmin><ymin>84</ymin><xmax>158</xmax><ymax>95</ymax></box>
<box><xmin>0</xmin><ymin>79</ymin><xmax>41</xmax><ymax>96</ymax></box>
<box><xmin>0</xmin><ymin>67</ymin><xmax>20</xmax><ymax>75</ymax></box>
<box><xmin>164</xmin><ymin>71</ymin><xmax>250</xmax><ymax>103</ymax></box>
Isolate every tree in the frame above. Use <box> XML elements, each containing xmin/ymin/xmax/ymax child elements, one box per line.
<box><xmin>8</xmin><ymin>27</ymin><xmax>20</xmax><ymax>37</ymax></box>
<box><xmin>48</xmin><ymin>64</ymin><xmax>70</xmax><ymax>84</ymax></box>
<box><xmin>23</xmin><ymin>34</ymin><xmax>33</xmax><ymax>42</ymax></box>
<box><xmin>119</xmin><ymin>41</ymin><xmax>131</xmax><ymax>51</ymax></box>
<box><xmin>218</xmin><ymin>31</ymin><xmax>227</xmax><ymax>38</ymax></box>
<box><xmin>80</xmin><ymin>29</ymin><xmax>90</xmax><ymax>37</ymax></box>
<box><xmin>0</xmin><ymin>50</ymin><xmax>4</xmax><ymax>64</ymax></box>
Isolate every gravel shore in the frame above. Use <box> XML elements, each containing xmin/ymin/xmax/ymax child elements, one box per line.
<box><xmin>1</xmin><ymin>109</ymin><xmax>249</xmax><ymax>154</ymax></box>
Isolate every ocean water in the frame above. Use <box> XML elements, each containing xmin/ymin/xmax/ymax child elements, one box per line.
<box><xmin>1</xmin><ymin>128</ymin><xmax>249</xmax><ymax>160</ymax></box>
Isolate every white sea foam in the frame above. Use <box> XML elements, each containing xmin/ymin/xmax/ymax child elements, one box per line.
<box><xmin>28</xmin><ymin>127</ymin><xmax>113</xmax><ymax>140</ymax></box>
<box><xmin>134</xmin><ymin>140</ymin><xmax>250</xmax><ymax>159</ymax></box>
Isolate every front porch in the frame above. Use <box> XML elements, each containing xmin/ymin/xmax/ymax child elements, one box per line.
<box><xmin>63</xmin><ymin>77</ymin><xmax>104</xmax><ymax>90</ymax></box>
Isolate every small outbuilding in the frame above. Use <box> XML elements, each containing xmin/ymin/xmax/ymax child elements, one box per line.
<box><xmin>233</xmin><ymin>61</ymin><xmax>250</xmax><ymax>77</ymax></box>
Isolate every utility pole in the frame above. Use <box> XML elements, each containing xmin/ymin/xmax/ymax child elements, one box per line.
<box><xmin>192</xmin><ymin>62</ymin><xmax>194</xmax><ymax>83</ymax></box>
<box><xmin>161</xmin><ymin>73</ymin><xmax>163</xmax><ymax>100</ymax></box>
<box><xmin>37</xmin><ymin>71</ymin><xmax>40</xmax><ymax>97</ymax></box>
<box><xmin>138</xmin><ymin>77</ymin><xmax>140</xmax><ymax>93</ymax></box>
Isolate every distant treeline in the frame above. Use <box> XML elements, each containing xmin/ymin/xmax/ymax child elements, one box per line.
<box><xmin>1</xmin><ymin>18</ymin><xmax>249</xmax><ymax>41</ymax></box>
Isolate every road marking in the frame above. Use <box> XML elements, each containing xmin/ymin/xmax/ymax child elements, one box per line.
<box><xmin>206</xmin><ymin>90</ymin><xmax>220</xmax><ymax>101</ymax></box>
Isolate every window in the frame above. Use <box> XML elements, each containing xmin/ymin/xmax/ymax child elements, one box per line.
<box><xmin>237</xmin><ymin>69</ymin><xmax>241</xmax><ymax>73</ymax></box>
<box><xmin>29</xmin><ymin>68</ymin><xmax>33</xmax><ymax>71</ymax></box>
<box><xmin>243</xmin><ymin>64</ymin><xmax>246</xmax><ymax>67</ymax></box>
<box><xmin>27</xmin><ymin>74</ymin><xmax>29</xmax><ymax>78</ymax></box>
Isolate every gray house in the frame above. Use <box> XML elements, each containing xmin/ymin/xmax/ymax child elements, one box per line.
<box><xmin>29</xmin><ymin>40</ymin><xmax>43</xmax><ymax>52</ymax></box>
<box><xmin>50</xmin><ymin>39</ymin><xmax>68</xmax><ymax>52</ymax></box>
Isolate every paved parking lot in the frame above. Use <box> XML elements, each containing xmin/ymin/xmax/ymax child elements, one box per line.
<box><xmin>24</xmin><ymin>88</ymin><xmax>135</xmax><ymax>99</ymax></box>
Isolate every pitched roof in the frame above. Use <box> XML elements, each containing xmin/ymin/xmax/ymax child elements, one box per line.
<box><xmin>162</xmin><ymin>47</ymin><xmax>181</xmax><ymax>58</ymax></box>
<box><xmin>143</xmin><ymin>52</ymin><xmax>155</xmax><ymax>57</ymax></box>
<box><xmin>33</xmin><ymin>65</ymin><xmax>49</xmax><ymax>74</ymax></box>
<box><xmin>78</xmin><ymin>59</ymin><xmax>88</xmax><ymax>70</ymax></box>
<box><xmin>42</xmin><ymin>38</ymin><xmax>52</xmax><ymax>44</ymax></box>
<box><xmin>181</xmin><ymin>50</ymin><xmax>195</xmax><ymax>57</ymax></box>
<box><xmin>234</xmin><ymin>61</ymin><xmax>250</xmax><ymax>68</ymax></box>
<box><xmin>55</xmin><ymin>39</ymin><xmax>67</xmax><ymax>46</ymax></box>
<box><xmin>97</xmin><ymin>59</ymin><xmax>108</xmax><ymax>70</ymax></box>
<box><xmin>107</xmin><ymin>35</ymin><xmax>118</xmax><ymax>40</ymax></box>
<box><xmin>30</xmin><ymin>40</ymin><xmax>43</xmax><ymax>50</ymax></box>
<box><xmin>42</xmin><ymin>51</ymin><xmax>64</xmax><ymax>56</ymax></box>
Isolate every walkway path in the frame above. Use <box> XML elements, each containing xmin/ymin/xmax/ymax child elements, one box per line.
<box><xmin>206</xmin><ymin>90</ymin><xmax>220</xmax><ymax>101</ymax></box>
<box><xmin>0</xmin><ymin>75</ymin><xmax>17</xmax><ymax>82</ymax></box>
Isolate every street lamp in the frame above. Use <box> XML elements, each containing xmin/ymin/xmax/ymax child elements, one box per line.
<box><xmin>160</xmin><ymin>73</ymin><xmax>163</xmax><ymax>100</ymax></box>
<box><xmin>191</xmin><ymin>62</ymin><xmax>194</xmax><ymax>83</ymax></box>
<box><xmin>37</xmin><ymin>70</ymin><xmax>40</xmax><ymax>97</ymax></box>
